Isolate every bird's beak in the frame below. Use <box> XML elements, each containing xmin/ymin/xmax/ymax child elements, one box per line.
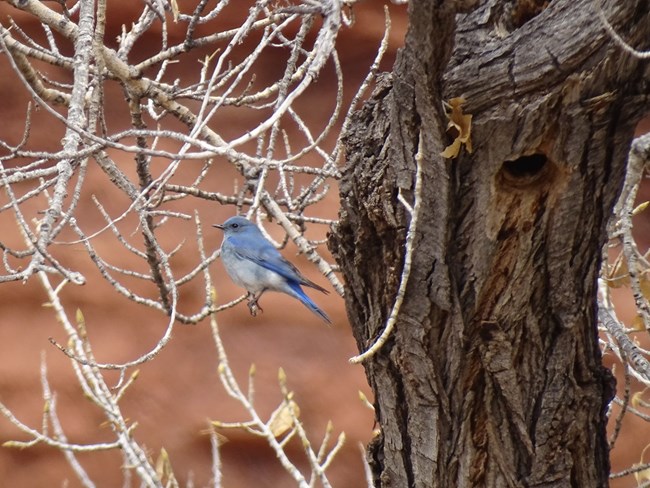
<box><xmin>213</xmin><ymin>224</ymin><xmax>224</xmax><ymax>230</ymax></box>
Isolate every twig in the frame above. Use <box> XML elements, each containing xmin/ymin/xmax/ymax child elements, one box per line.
<box><xmin>349</xmin><ymin>129</ymin><xmax>424</xmax><ymax>363</ymax></box>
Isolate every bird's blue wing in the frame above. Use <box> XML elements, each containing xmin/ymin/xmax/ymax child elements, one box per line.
<box><xmin>227</xmin><ymin>235</ymin><xmax>302</xmax><ymax>282</ymax></box>
<box><xmin>226</xmin><ymin>234</ymin><xmax>329</xmax><ymax>293</ymax></box>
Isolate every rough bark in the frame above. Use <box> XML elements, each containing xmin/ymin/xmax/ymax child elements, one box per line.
<box><xmin>330</xmin><ymin>0</ymin><xmax>650</xmax><ymax>486</ymax></box>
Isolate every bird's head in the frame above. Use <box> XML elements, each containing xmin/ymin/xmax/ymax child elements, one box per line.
<box><xmin>213</xmin><ymin>216</ymin><xmax>256</xmax><ymax>236</ymax></box>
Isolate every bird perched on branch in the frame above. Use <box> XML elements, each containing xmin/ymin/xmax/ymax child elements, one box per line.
<box><xmin>214</xmin><ymin>216</ymin><xmax>331</xmax><ymax>324</ymax></box>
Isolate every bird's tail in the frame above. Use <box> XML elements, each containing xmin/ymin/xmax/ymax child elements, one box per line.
<box><xmin>288</xmin><ymin>282</ymin><xmax>332</xmax><ymax>324</ymax></box>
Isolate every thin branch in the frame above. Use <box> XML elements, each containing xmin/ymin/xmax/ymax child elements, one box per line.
<box><xmin>350</xmin><ymin>129</ymin><xmax>424</xmax><ymax>363</ymax></box>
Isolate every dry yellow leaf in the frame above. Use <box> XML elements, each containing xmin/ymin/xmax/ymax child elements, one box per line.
<box><xmin>636</xmin><ymin>444</ymin><xmax>650</xmax><ymax>485</ymax></box>
<box><xmin>76</xmin><ymin>308</ymin><xmax>85</xmax><ymax>326</ymax></box>
<box><xmin>631</xmin><ymin>315</ymin><xmax>646</xmax><ymax>332</ymax></box>
<box><xmin>641</xmin><ymin>276</ymin><xmax>650</xmax><ymax>300</ymax></box>
<box><xmin>170</xmin><ymin>0</ymin><xmax>180</xmax><ymax>22</ymax></box>
<box><xmin>268</xmin><ymin>400</ymin><xmax>300</xmax><ymax>437</ymax></box>
<box><xmin>155</xmin><ymin>447</ymin><xmax>177</xmax><ymax>482</ymax></box>
<box><xmin>441</xmin><ymin>97</ymin><xmax>473</xmax><ymax>159</ymax></box>
<box><xmin>632</xmin><ymin>391</ymin><xmax>645</xmax><ymax>409</ymax></box>
<box><xmin>606</xmin><ymin>254</ymin><xmax>629</xmax><ymax>288</ymax></box>
<box><xmin>635</xmin><ymin>464</ymin><xmax>650</xmax><ymax>485</ymax></box>
<box><xmin>441</xmin><ymin>138</ymin><xmax>463</xmax><ymax>159</ymax></box>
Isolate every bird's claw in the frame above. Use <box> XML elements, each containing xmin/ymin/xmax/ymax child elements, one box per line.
<box><xmin>247</xmin><ymin>298</ymin><xmax>263</xmax><ymax>317</ymax></box>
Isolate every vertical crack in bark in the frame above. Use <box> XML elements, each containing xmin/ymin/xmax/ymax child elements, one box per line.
<box><xmin>393</xmin><ymin>360</ymin><xmax>415</xmax><ymax>488</ymax></box>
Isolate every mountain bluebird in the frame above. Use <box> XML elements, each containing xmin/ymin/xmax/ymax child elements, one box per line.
<box><xmin>214</xmin><ymin>216</ymin><xmax>331</xmax><ymax>324</ymax></box>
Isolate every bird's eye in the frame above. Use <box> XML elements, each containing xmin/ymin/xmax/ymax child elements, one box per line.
<box><xmin>231</xmin><ymin>223</ymin><xmax>239</xmax><ymax>228</ymax></box>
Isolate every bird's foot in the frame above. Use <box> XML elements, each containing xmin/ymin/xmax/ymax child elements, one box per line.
<box><xmin>247</xmin><ymin>298</ymin><xmax>263</xmax><ymax>317</ymax></box>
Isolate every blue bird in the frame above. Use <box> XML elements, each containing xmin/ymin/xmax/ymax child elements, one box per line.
<box><xmin>214</xmin><ymin>216</ymin><xmax>331</xmax><ymax>324</ymax></box>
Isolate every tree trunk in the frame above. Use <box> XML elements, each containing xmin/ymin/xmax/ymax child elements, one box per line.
<box><xmin>330</xmin><ymin>1</ymin><xmax>650</xmax><ymax>486</ymax></box>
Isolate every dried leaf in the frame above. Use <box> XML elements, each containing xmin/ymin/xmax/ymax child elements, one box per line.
<box><xmin>75</xmin><ymin>308</ymin><xmax>87</xmax><ymax>338</ymax></box>
<box><xmin>441</xmin><ymin>138</ymin><xmax>462</xmax><ymax>159</ymax></box>
<box><xmin>169</xmin><ymin>0</ymin><xmax>180</xmax><ymax>22</ymax></box>
<box><xmin>632</xmin><ymin>391</ymin><xmax>645</xmax><ymax>409</ymax></box>
<box><xmin>155</xmin><ymin>447</ymin><xmax>169</xmax><ymax>477</ymax></box>
<box><xmin>75</xmin><ymin>308</ymin><xmax>85</xmax><ymax>326</ymax></box>
<box><xmin>441</xmin><ymin>97</ymin><xmax>472</xmax><ymax>159</ymax></box>
<box><xmin>155</xmin><ymin>447</ymin><xmax>178</xmax><ymax>486</ymax></box>
<box><xmin>635</xmin><ymin>464</ymin><xmax>650</xmax><ymax>485</ymax></box>
<box><xmin>640</xmin><ymin>277</ymin><xmax>650</xmax><ymax>301</ymax></box>
<box><xmin>268</xmin><ymin>400</ymin><xmax>300</xmax><ymax>437</ymax></box>
<box><xmin>606</xmin><ymin>254</ymin><xmax>630</xmax><ymax>288</ymax></box>
<box><xmin>631</xmin><ymin>315</ymin><xmax>646</xmax><ymax>332</ymax></box>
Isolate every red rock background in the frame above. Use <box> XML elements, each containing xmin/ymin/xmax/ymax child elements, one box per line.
<box><xmin>608</xmin><ymin>117</ymin><xmax>650</xmax><ymax>488</ymax></box>
<box><xmin>0</xmin><ymin>2</ymin><xmax>407</xmax><ymax>487</ymax></box>
<box><xmin>0</xmin><ymin>1</ymin><xmax>646</xmax><ymax>486</ymax></box>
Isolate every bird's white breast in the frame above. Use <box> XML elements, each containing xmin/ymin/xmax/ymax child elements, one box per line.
<box><xmin>220</xmin><ymin>244</ymin><xmax>286</xmax><ymax>294</ymax></box>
